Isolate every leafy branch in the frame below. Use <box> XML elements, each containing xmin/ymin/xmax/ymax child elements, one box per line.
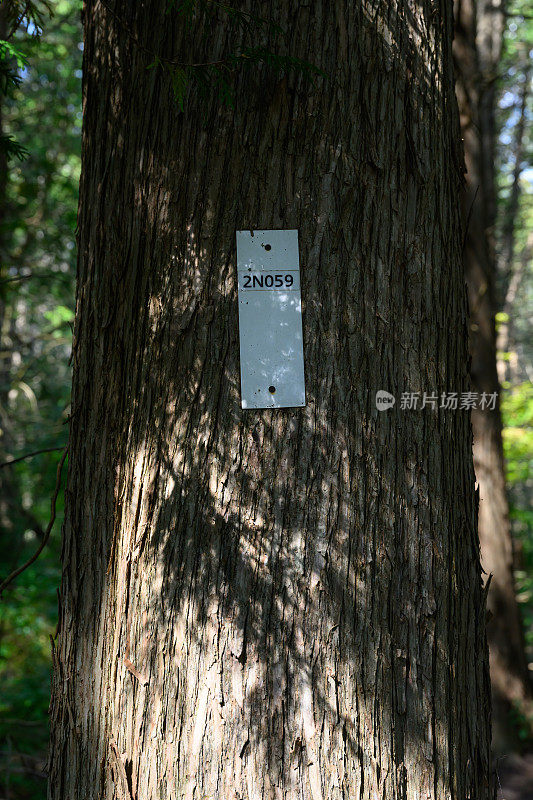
<box><xmin>150</xmin><ymin>46</ymin><xmax>326</xmax><ymax>110</ymax></box>
<box><xmin>0</xmin><ymin>131</ymin><xmax>28</xmax><ymax>160</ymax></box>
<box><xmin>2</xmin><ymin>0</ymin><xmax>52</xmax><ymax>39</ymax></box>
<box><xmin>100</xmin><ymin>0</ymin><xmax>326</xmax><ymax>111</ymax></box>
<box><xmin>0</xmin><ymin>1</ymin><xmax>53</xmax><ymax>158</ymax></box>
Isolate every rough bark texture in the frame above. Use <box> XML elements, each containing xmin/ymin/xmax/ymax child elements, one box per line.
<box><xmin>49</xmin><ymin>2</ymin><xmax>492</xmax><ymax>798</ymax></box>
<box><xmin>454</xmin><ymin>0</ymin><xmax>532</xmax><ymax>752</ymax></box>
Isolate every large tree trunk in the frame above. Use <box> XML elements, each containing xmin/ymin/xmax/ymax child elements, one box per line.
<box><xmin>48</xmin><ymin>2</ymin><xmax>492</xmax><ymax>798</ymax></box>
<box><xmin>454</xmin><ymin>0</ymin><xmax>532</xmax><ymax>752</ymax></box>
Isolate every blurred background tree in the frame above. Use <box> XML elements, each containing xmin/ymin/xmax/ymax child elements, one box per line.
<box><xmin>0</xmin><ymin>2</ymin><xmax>80</xmax><ymax>797</ymax></box>
<box><xmin>0</xmin><ymin>0</ymin><xmax>530</xmax><ymax>797</ymax></box>
<box><xmin>496</xmin><ymin>0</ymin><xmax>533</xmax><ymax>747</ymax></box>
<box><xmin>454</xmin><ymin>0</ymin><xmax>533</xmax><ymax>754</ymax></box>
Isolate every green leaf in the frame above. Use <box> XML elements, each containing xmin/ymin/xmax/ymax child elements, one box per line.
<box><xmin>169</xmin><ymin>66</ymin><xmax>190</xmax><ymax>112</ymax></box>
<box><xmin>0</xmin><ymin>133</ymin><xmax>29</xmax><ymax>160</ymax></box>
<box><xmin>0</xmin><ymin>39</ymin><xmax>29</xmax><ymax>69</ymax></box>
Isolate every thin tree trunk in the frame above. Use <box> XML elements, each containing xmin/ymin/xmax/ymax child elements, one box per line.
<box><xmin>504</xmin><ymin>230</ymin><xmax>533</xmax><ymax>386</ymax></box>
<box><xmin>49</xmin><ymin>3</ymin><xmax>492</xmax><ymax>798</ymax></box>
<box><xmin>497</xmin><ymin>66</ymin><xmax>530</xmax><ymax>386</ymax></box>
<box><xmin>454</xmin><ymin>0</ymin><xmax>532</xmax><ymax>752</ymax></box>
<box><xmin>499</xmin><ymin>64</ymin><xmax>530</xmax><ymax>288</ymax></box>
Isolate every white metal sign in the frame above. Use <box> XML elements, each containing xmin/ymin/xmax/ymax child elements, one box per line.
<box><xmin>236</xmin><ymin>229</ymin><xmax>306</xmax><ymax>409</ymax></box>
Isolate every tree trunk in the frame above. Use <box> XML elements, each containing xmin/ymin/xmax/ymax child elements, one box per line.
<box><xmin>49</xmin><ymin>2</ymin><xmax>492</xmax><ymax>798</ymax></box>
<box><xmin>454</xmin><ymin>0</ymin><xmax>532</xmax><ymax>753</ymax></box>
<box><xmin>497</xmin><ymin>64</ymin><xmax>530</xmax><ymax>387</ymax></box>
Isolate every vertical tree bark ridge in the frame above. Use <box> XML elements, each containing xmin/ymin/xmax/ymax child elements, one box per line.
<box><xmin>454</xmin><ymin>0</ymin><xmax>533</xmax><ymax>752</ymax></box>
<box><xmin>49</xmin><ymin>2</ymin><xmax>492</xmax><ymax>798</ymax></box>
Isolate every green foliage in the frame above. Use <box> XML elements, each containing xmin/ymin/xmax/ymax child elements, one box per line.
<box><xmin>0</xmin><ymin>0</ymin><xmax>528</xmax><ymax>797</ymax></box>
<box><xmin>0</xmin><ymin>39</ymin><xmax>27</xmax><ymax>104</ymax></box>
<box><xmin>0</xmin><ymin>39</ymin><xmax>28</xmax><ymax>71</ymax></box>
<box><xmin>0</xmin><ymin>510</ymin><xmax>61</xmax><ymax>797</ymax></box>
<box><xmin>502</xmin><ymin>383</ymin><xmax>533</xmax><ymax>484</ymax></box>
<box><xmin>0</xmin><ymin>2</ymin><xmax>54</xmax><ymax>159</ymax></box>
<box><xmin>154</xmin><ymin>45</ymin><xmax>326</xmax><ymax>110</ymax></box>
<box><xmin>1</xmin><ymin>1</ymin><xmax>52</xmax><ymax>35</ymax></box>
<box><xmin>502</xmin><ymin>384</ymin><xmax>533</xmax><ymax>663</ymax></box>
<box><xmin>496</xmin><ymin>0</ymin><xmax>533</xmax><ymax>685</ymax></box>
<box><xmin>151</xmin><ymin>0</ymin><xmax>326</xmax><ymax>110</ymax></box>
<box><xmin>0</xmin><ymin>131</ymin><xmax>28</xmax><ymax>160</ymax></box>
<box><xmin>0</xmin><ymin>1</ymin><xmax>81</xmax><ymax>796</ymax></box>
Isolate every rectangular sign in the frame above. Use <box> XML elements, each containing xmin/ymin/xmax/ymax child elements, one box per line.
<box><xmin>236</xmin><ymin>229</ymin><xmax>306</xmax><ymax>409</ymax></box>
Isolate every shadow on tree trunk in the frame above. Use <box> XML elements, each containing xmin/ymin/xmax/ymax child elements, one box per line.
<box><xmin>48</xmin><ymin>3</ymin><xmax>493</xmax><ymax>799</ymax></box>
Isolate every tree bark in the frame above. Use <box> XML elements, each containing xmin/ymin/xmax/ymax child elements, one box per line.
<box><xmin>49</xmin><ymin>2</ymin><xmax>492</xmax><ymax>798</ymax></box>
<box><xmin>454</xmin><ymin>0</ymin><xmax>532</xmax><ymax>753</ymax></box>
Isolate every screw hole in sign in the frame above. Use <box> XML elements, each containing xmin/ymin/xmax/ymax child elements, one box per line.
<box><xmin>265</xmin><ymin>244</ymin><xmax>271</xmax><ymax>251</ymax></box>
<box><xmin>269</xmin><ymin>385</ymin><xmax>276</xmax><ymax>394</ymax></box>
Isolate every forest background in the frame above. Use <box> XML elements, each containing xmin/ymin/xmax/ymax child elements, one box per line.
<box><xmin>0</xmin><ymin>1</ymin><xmax>531</xmax><ymax>797</ymax></box>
